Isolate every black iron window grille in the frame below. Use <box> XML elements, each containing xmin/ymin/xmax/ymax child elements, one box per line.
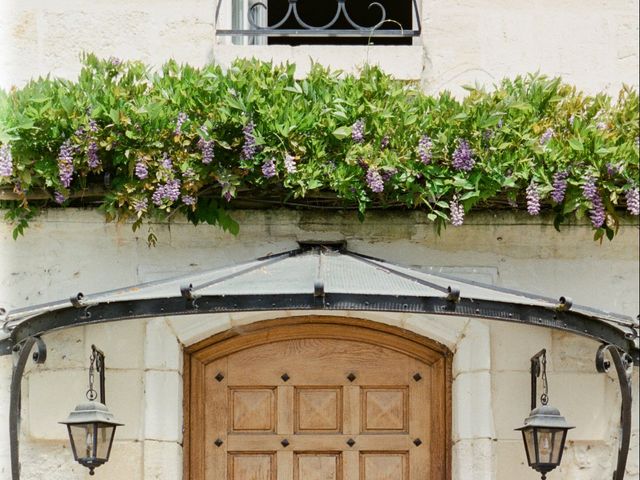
<box><xmin>215</xmin><ymin>0</ymin><xmax>421</xmax><ymax>45</ymax></box>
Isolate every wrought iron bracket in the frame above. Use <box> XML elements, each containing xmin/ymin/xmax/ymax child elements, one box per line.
<box><xmin>529</xmin><ymin>349</ymin><xmax>547</xmax><ymax>410</ymax></box>
<box><xmin>595</xmin><ymin>344</ymin><xmax>634</xmax><ymax>480</ymax></box>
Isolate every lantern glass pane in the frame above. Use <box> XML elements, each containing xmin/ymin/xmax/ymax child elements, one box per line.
<box><xmin>523</xmin><ymin>429</ymin><xmax>536</xmax><ymax>465</ymax></box>
<box><xmin>537</xmin><ymin>429</ymin><xmax>555</xmax><ymax>464</ymax></box>
<box><xmin>95</xmin><ymin>424</ymin><xmax>116</xmax><ymax>460</ymax></box>
<box><xmin>69</xmin><ymin>424</ymin><xmax>96</xmax><ymax>460</ymax></box>
<box><xmin>551</xmin><ymin>429</ymin><xmax>566</xmax><ymax>464</ymax></box>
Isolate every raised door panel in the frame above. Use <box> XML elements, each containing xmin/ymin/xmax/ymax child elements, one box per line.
<box><xmin>361</xmin><ymin>387</ymin><xmax>408</xmax><ymax>433</ymax></box>
<box><xmin>360</xmin><ymin>453</ymin><xmax>409</xmax><ymax>480</ymax></box>
<box><xmin>229</xmin><ymin>453</ymin><xmax>276</xmax><ymax>480</ymax></box>
<box><xmin>295</xmin><ymin>387</ymin><xmax>343</xmax><ymax>433</ymax></box>
<box><xmin>230</xmin><ymin>388</ymin><xmax>277</xmax><ymax>432</ymax></box>
<box><xmin>294</xmin><ymin>453</ymin><xmax>342</xmax><ymax>480</ymax></box>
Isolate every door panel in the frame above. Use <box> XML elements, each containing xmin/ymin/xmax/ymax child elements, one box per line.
<box><xmin>186</xmin><ymin>319</ymin><xmax>450</xmax><ymax>480</ymax></box>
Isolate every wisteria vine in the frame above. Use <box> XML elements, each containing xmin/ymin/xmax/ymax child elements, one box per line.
<box><xmin>0</xmin><ymin>56</ymin><xmax>638</xmax><ymax>240</ymax></box>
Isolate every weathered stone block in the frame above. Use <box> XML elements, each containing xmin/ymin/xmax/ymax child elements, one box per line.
<box><xmin>453</xmin><ymin>371</ymin><xmax>495</xmax><ymax>441</ymax></box>
<box><xmin>144</xmin><ymin>370</ymin><xmax>182</xmax><ymax>442</ymax></box>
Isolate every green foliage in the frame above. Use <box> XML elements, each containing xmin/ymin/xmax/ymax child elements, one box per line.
<box><xmin>0</xmin><ymin>55</ymin><xmax>638</xmax><ymax>239</ymax></box>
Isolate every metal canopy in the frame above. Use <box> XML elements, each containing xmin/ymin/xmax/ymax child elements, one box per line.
<box><xmin>2</xmin><ymin>242</ymin><xmax>638</xmax><ymax>480</ymax></box>
<box><xmin>1</xmin><ymin>244</ymin><xmax>638</xmax><ymax>363</ymax></box>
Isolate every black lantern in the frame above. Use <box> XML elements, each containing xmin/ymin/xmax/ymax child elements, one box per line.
<box><xmin>60</xmin><ymin>345</ymin><xmax>123</xmax><ymax>475</ymax></box>
<box><xmin>516</xmin><ymin>349</ymin><xmax>573</xmax><ymax>479</ymax></box>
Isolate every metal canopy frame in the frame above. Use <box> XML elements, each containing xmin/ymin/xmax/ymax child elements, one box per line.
<box><xmin>2</xmin><ymin>243</ymin><xmax>637</xmax><ymax>480</ymax></box>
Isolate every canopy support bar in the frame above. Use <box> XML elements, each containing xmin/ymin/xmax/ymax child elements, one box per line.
<box><xmin>596</xmin><ymin>344</ymin><xmax>634</xmax><ymax>480</ymax></box>
<box><xmin>10</xmin><ymin>337</ymin><xmax>37</xmax><ymax>480</ymax></box>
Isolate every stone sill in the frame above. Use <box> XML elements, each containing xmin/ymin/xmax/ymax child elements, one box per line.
<box><xmin>212</xmin><ymin>45</ymin><xmax>424</xmax><ymax>80</ymax></box>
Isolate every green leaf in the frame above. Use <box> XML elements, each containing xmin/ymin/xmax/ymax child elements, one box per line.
<box><xmin>332</xmin><ymin>126</ymin><xmax>351</xmax><ymax>140</ymax></box>
<box><xmin>568</xmin><ymin>138</ymin><xmax>583</xmax><ymax>151</ymax></box>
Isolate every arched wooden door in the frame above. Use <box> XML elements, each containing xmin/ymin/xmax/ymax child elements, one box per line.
<box><xmin>184</xmin><ymin>317</ymin><xmax>451</xmax><ymax>480</ymax></box>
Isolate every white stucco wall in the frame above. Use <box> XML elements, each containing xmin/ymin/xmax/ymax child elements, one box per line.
<box><xmin>0</xmin><ymin>210</ymin><xmax>638</xmax><ymax>479</ymax></box>
<box><xmin>0</xmin><ymin>0</ymin><xmax>638</xmax><ymax>93</ymax></box>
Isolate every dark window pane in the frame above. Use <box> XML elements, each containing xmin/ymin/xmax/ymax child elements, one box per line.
<box><xmin>267</xmin><ymin>0</ymin><xmax>413</xmax><ymax>45</ymax></box>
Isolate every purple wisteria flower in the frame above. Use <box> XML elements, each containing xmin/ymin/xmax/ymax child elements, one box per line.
<box><xmin>452</xmin><ymin>139</ymin><xmax>474</xmax><ymax>171</ymax></box>
<box><xmin>449</xmin><ymin>197</ymin><xmax>465</xmax><ymax>227</ymax></box>
<box><xmin>550</xmin><ymin>171</ymin><xmax>569</xmax><ymax>203</ymax></box>
<box><xmin>135</xmin><ymin>158</ymin><xmax>148</xmax><ymax>179</ymax></box>
<box><xmin>540</xmin><ymin>128</ymin><xmax>554</xmax><ymax>145</ymax></box>
<box><xmin>381</xmin><ymin>168</ymin><xmax>397</xmax><ymax>182</ymax></box>
<box><xmin>262</xmin><ymin>158</ymin><xmax>276</xmax><ymax>178</ymax></box>
<box><xmin>58</xmin><ymin>140</ymin><xmax>75</xmax><ymax>188</ymax></box>
<box><xmin>182</xmin><ymin>195</ymin><xmax>197</xmax><ymax>206</ymax></box>
<box><xmin>365</xmin><ymin>168</ymin><xmax>384</xmax><ymax>193</ymax></box>
<box><xmin>606</xmin><ymin>163</ymin><xmax>620</xmax><ymax>176</ymax></box>
<box><xmin>219</xmin><ymin>181</ymin><xmax>234</xmax><ymax>202</ymax></box>
<box><xmin>198</xmin><ymin>129</ymin><xmax>215</xmax><ymax>165</ymax></box>
<box><xmin>0</xmin><ymin>145</ymin><xmax>13</xmax><ymax>178</ymax></box>
<box><xmin>152</xmin><ymin>179</ymin><xmax>181</xmax><ymax>206</ymax></box>
<box><xmin>596</xmin><ymin>121</ymin><xmax>608</xmax><ymax>131</ymax></box>
<box><xmin>88</xmin><ymin>119</ymin><xmax>98</xmax><ymax>133</ymax></box>
<box><xmin>241</xmin><ymin>121</ymin><xmax>257</xmax><ymax>160</ymax></box>
<box><xmin>380</xmin><ymin>136</ymin><xmax>390</xmax><ymax>149</ymax></box>
<box><xmin>582</xmin><ymin>176</ymin><xmax>598</xmax><ymax>200</ymax></box>
<box><xmin>418</xmin><ymin>135</ymin><xmax>433</xmax><ymax>164</ymax></box>
<box><xmin>183</xmin><ymin>168</ymin><xmax>196</xmax><ymax>181</ymax></box>
<box><xmin>174</xmin><ymin>112</ymin><xmax>188</xmax><ymax>136</ymax></box>
<box><xmin>352</xmin><ymin>119</ymin><xmax>365</xmax><ymax>143</ymax></box>
<box><xmin>87</xmin><ymin>141</ymin><xmax>100</xmax><ymax>169</ymax></box>
<box><xmin>526</xmin><ymin>183</ymin><xmax>541</xmax><ymax>215</ymax></box>
<box><xmin>582</xmin><ymin>176</ymin><xmax>606</xmax><ymax>228</ymax></box>
<box><xmin>133</xmin><ymin>197</ymin><xmax>148</xmax><ymax>213</ymax></box>
<box><xmin>54</xmin><ymin>191</ymin><xmax>66</xmax><ymax>204</ymax></box>
<box><xmin>161</xmin><ymin>153</ymin><xmax>173</xmax><ymax>170</ymax></box>
<box><xmin>589</xmin><ymin>193</ymin><xmax>606</xmax><ymax>228</ymax></box>
<box><xmin>625</xmin><ymin>187</ymin><xmax>639</xmax><ymax>216</ymax></box>
<box><xmin>284</xmin><ymin>154</ymin><xmax>297</xmax><ymax>174</ymax></box>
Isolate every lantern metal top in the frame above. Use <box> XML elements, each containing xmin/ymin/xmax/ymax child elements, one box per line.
<box><xmin>60</xmin><ymin>401</ymin><xmax>123</xmax><ymax>427</ymax></box>
<box><xmin>516</xmin><ymin>405</ymin><xmax>574</xmax><ymax>431</ymax></box>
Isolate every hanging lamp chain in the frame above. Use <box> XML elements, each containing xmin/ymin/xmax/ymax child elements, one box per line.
<box><xmin>86</xmin><ymin>351</ymin><xmax>97</xmax><ymax>401</ymax></box>
<box><xmin>540</xmin><ymin>352</ymin><xmax>549</xmax><ymax>406</ymax></box>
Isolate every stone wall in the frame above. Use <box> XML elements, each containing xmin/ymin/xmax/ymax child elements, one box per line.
<box><xmin>1</xmin><ymin>0</ymin><xmax>638</xmax><ymax>93</ymax></box>
<box><xmin>0</xmin><ymin>209</ymin><xmax>638</xmax><ymax>479</ymax></box>
<box><xmin>1</xmin><ymin>0</ymin><xmax>639</xmax><ymax>477</ymax></box>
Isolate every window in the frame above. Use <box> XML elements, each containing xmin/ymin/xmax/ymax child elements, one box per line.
<box><xmin>217</xmin><ymin>0</ymin><xmax>420</xmax><ymax>46</ymax></box>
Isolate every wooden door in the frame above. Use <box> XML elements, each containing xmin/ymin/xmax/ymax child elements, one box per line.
<box><xmin>185</xmin><ymin>317</ymin><xmax>451</xmax><ymax>480</ymax></box>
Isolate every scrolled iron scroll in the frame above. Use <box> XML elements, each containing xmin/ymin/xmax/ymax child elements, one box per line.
<box><xmin>248</xmin><ymin>0</ymin><xmax>389</xmax><ymax>31</ymax></box>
